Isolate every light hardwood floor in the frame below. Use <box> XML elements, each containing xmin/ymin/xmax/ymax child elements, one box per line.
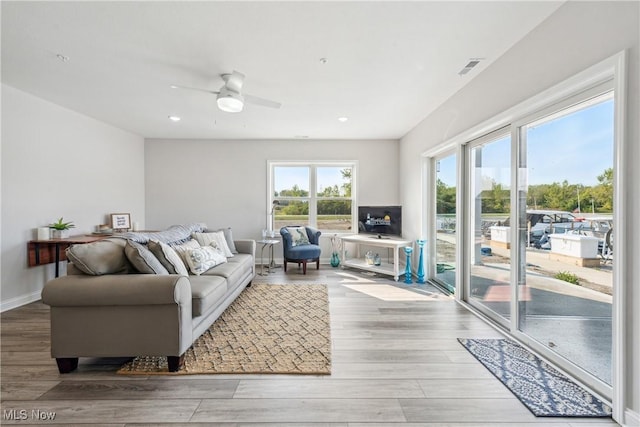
<box><xmin>1</xmin><ymin>264</ymin><xmax>619</xmax><ymax>426</ymax></box>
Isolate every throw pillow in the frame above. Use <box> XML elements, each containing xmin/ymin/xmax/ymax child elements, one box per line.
<box><xmin>170</xmin><ymin>239</ymin><xmax>201</xmax><ymax>265</ymax></box>
<box><xmin>216</xmin><ymin>227</ymin><xmax>238</xmax><ymax>254</ymax></box>
<box><xmin>65</xmin><ymin>238</ymin><xmax>130</xmax><ymax>275</ymax></box>
<box><xmin>148</xmin><ymin>240</ymin><xmax>189</xmax><ymax>276</ymax></box>
<box><xmin>184</xmin><ymin>245</ymin><xmax>227</xmax><ymax>275</ymax></box>
<box><xmin>192</xmin><ymin>231</ymin><xmax>234</xmax><ymax>257</ymax></box>
<box><xmin>124</xmin><ymin>241</ymin><xmax>169</xmax><ymax>274</ymax></box>
<box><xmin>286</xmin><ymin>226</ymin><xmax>310</xmax><ymax>247</ymax></box>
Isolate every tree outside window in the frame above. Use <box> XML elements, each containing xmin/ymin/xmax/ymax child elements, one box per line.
<box><xmin>271</xmin><ymin>163</ymin><xmax>355</xmax><ymax>232</ymax></box>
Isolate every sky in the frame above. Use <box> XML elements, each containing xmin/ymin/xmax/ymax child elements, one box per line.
<box><xmin>273</xmin><ymin>98</ymin><xmax>614</xmax><ymax>193</ymax></box>
<box><xmin>437</xmin><ymin>99</ymin><xmax>614</xmax><ymax>188</ymax></box>
<box><xmin>274</xmin><ymin>166</ymin><xmax>349</xmax><ymax>194</ymax></box>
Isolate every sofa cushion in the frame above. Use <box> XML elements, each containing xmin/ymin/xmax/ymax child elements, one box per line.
<box><xmin>212</xmin><ymin>227</ymin><xmax>238</xmax><ymax>254</ymax></box>
<box><xmin>188</xmin><ymin>275</ymin><xmax>228</xmax><ymax>316</ymax></box>
<box><xmin>148</xmin><ymin>240</ymin><xmax>189</xmax><ymax>276</ymax></box>
<box><xmin>201</xmin><ymin>258</ymin><xmax>247</xmax><ymax>286</ymax></box>
<box><xmin>192</xmin><ymin>231</ymin><xmax>234</xmax><ymax>257</ymax></box>
<box><xmin>184</xmin><ymin>246</ymin><xmax>227</xmax><ymax>275</ymax></box>
<box><xmin>125</xmin><ymin>241</ymin><xmax>169</xmax><ymax>274</ymax></box>
<box><xmin>65</xmin><ymin>238</ymin><xmax>130</xmax><ymax>275</ymax></box>
<box><xmin>286</xmin><ymin>244</ymin><xmax>321</xmax><ymax>260</ymax></box>
<box><xmin>170</xmin><ymin>239</ymin><xmax>201</xmax><ymax>266</ymax></box>
<box><xmin>226</xmin><ymin>253</ymin><xmax>254</xmax><ymax>269</ymax></box>
<box><xmin>286</xmin><ymin>226</ymin><xmax>310</xmax><ymax>247</ymax></box>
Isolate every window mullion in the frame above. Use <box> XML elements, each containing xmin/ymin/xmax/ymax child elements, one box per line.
<box><xmin>309</xmin><ymin>165</ymin><xmax>317</xmax><ymax>228</ymax></box>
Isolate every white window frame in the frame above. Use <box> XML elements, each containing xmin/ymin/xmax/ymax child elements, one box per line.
<box><xmin>510</xmin><ymin>79</ymin><xmax>616</xmax><ymax>401</ymax></box>
<box><xmin>268</xmin><ymin>160</ymin><xmax>357</xmax><ymax>234</ymax></box>
<box><xmin>422</xmin><ymin>51</ymin><xmax>627</xmax><ymax>418</ymax></box>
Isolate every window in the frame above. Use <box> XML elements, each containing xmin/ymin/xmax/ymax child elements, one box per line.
<box><xmin>423</xmin><ymin>52</ymin><xmax>624</xmax><ymax>404</ymax></box>
<box><xmin>515</xmin><ymin>90</ymin><xmax>614</xmax><ymax>387</ymax></box>
<box><xmin>434</xmin><ymin>153</ymin><xmax>457</xmax><ymax>294</ymax></box>
<box><xmin>270</xmin><ymin>162</ymin><xmax>356</xmax><ymax>233</ymax></box>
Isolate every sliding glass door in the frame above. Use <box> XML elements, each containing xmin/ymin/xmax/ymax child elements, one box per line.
<box><xmin>426</xmin><ymin>57</ymin><xmax>623</xmax><ymax>402</ymax></box>
<box><xmin>516</xmin><ymin>89</ymin><xmax>614</xmax><ymax>386</ymax></box>
<box><xmin>434</xmin><ymin>153</ymin><xmax>457</xmax><ymax>293</ymax></box>
<box><xmin>466</xmin><ymin>131</ymin><xmax>512</xmax><ymax>325</ymax></box>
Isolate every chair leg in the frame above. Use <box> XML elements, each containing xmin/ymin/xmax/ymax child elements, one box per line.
<box><xmin>283</xmin><ymin>260</ymin><xmax>287</xmax><ymax>272</ymax></box>
<box><xmin>316</xmin><ymin>258</ymin><xmax>320</xmax><ymax>270</ymax></box>
<box><xmin>302</xmin><ymin>260</ymin><xmax>307</xmax><ymax>274</ymax></box>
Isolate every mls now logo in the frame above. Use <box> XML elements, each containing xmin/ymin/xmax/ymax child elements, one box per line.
<box><xmin>3</xmin><ymin>409</ymin><xmax>56</xmax><ymax>421</ymax></box>
<box><xmin>3</xmin><ymin>409</ymin><xmax>27</xmax><ymax>420</ymax></box>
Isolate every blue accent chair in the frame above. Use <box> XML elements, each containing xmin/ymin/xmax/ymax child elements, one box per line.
<box><xmin>280</xmin><ymin>226</ymin><xmax>322</xmax><ymax>274</ymax></box>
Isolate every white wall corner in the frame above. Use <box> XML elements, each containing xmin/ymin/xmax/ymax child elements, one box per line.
<box><xmin>1</xmin><ymin>291</ymin><xmax>42</xmax><ymax>313</ymax></box>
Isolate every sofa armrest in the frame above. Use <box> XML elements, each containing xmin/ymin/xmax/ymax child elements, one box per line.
<box><xmin>234</xmin><ymin>239</ymin><xmax>256</xmax><ymax>259</ymax></box>
<box><xmin>42</xmin><ymin>274</ymin><xmax>191</xmax><ymax>307</ymax></box>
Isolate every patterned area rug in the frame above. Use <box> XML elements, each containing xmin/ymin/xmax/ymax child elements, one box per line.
<box><xmin>458</xmin><ymin>338</ymin><xmax>611</xmax><ymax>417</ymax></box>
<box><xmin>118</xmin><ymin>284</ymin><xmax>331</xmax><ymax>375</ymax></box>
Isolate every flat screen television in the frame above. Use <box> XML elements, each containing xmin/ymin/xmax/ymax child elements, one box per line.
<box><xmin>357</xmin><ymin>206</ymin><xmax>402</xmax><ymax>238</ymax></box>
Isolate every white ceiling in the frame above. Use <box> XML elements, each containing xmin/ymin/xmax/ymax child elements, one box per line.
<box><xmin>2</xmin><ymin>1</ymin><xmax>563</xmax><ymax>140</ymax></box>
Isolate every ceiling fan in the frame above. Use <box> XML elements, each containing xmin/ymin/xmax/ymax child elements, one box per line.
<box><xmin>171</xmin><ymin>70</ymin><xmax>281</xmax><ymax>113</ymax></box>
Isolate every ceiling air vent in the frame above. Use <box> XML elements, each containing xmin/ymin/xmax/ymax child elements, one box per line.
<box><xmin>458</xmin><ymin>59</ymin><xmax>481</xmax><ymax>76</ymax></box>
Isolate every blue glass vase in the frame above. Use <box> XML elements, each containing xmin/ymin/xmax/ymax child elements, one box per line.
<box><xmin>404</xmin><ymin>246</ymin><xmax>413</xmax><ymax>284</ymax></box>
<box><xmin>330</xmin><ymin>251</ymin><xmax>340</xmax><ymax>267</ymax></box>
<box><xmin>416</xmin><ymin>239</ymin><xmax>426</xmax><ymax>284</ymax></box>
<box><xmin>330</xmin><ymin>235</ymin><xmax>342</xmax><ymax>268</ymax></box>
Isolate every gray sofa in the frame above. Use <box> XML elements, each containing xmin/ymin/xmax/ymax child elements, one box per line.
<box><xmin>41</xmin><ymin>224</ymin><xmax>256</xmax><ymax>373</ymax></box>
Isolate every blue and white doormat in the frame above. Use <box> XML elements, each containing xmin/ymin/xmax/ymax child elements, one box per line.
<box><xmin>458</xmin><ymin>338</ymin><xmax>612</xmax><ymax>417</ymax></box>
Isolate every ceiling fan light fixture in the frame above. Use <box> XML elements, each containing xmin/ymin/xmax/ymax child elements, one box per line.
<box><xmin>173</xmin><ymin>70</ymin><xmax>279</xmax><ymax>112</ymax></box>
<box><xmin>217</xmin><ymin>88</ymin><xmax>244</xmax><ymax>113</ymax></box>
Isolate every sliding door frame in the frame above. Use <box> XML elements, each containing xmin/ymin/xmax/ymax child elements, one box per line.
<box><xmin>423</xmin><ymin>147</ymin><xmax>461</xmax><ymax>294</ymax></box>
<box><xmin>421</xmin><ymin>51</ymin><xmax>627</xmax><ymax>420</ymax></box>
<box><xmin>462</xmin><ymin>127</ymin><xmax>512</xmax><ymax>327</ymax></box>
<box><xmin>509</xmin><ymin>74</ymin><xmax>620</xmax><ymax>403</ymax></box>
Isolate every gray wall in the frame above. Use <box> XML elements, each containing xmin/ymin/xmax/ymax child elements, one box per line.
<box><xmin>399</xmin><ymin>1</ymin><xmax>639</xmax><ymax>421</ymax></box>
<box><xmin>0</xmin><ymin>84</ymin><xmax>146</xmax><ymax>310</ymax></box>
<box><xmin>144</xmin><ymin>138</ymin><xmax>399</xmax><ymax>259</ymax></box>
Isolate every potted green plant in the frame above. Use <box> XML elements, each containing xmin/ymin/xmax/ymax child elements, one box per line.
<box><xmin>49</xmin><ymin>217</ymin><xmax>75</xmax><ymax>239</ymax></box>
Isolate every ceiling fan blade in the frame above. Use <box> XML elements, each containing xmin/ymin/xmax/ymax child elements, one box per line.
<box><xmin>244</xmin><ymin>93</ymin><xmax>282</xmax><ymax>109</ymax></box>
<box><xmin>170</xmin><ymin>84</ymin><xmax>219</xmax><ymax>95</ymax></box>
<box><xmin>224</xmin><ymin>70</ymin><xmax>245</xmax><ymax>93</ymax></box>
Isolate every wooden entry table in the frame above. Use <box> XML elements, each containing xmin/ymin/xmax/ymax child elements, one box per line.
<box><xmin>28</xmin><ymin>234</ymin><xmax>109</xmax><ymax>277</ymax></box>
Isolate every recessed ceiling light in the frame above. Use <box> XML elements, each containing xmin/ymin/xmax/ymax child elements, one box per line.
<box><xmin>338</xmin><ymin>117</ymin><xmax>348</xmax><ymax>123</ymax></box>
<box><xmin>56</xmin><ymin>54</ymin><xmax>69</xmax><ymax>63</ymax></box>
<box><xmin>168</xmin><ymin>115</ymin><xmax>181</xmax><ymax>122</ymax></box>
<box><xmin>319</xmin><ymin>58</ymin><xmax>328</xmax><ymax>64</ymax></box>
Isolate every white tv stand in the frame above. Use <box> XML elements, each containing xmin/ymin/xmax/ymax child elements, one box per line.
<box><xmin>340</xmin><ymin>234</ymin><xmax>413</xmax><ymax>281</ymax></box>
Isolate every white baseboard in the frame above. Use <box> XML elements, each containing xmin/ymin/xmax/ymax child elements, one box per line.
<box><xmin>0</xmin><ymin>291</ymin><xmax>42</xmax><ymax>313</ymax></box>
<box><xmin>624</xmin><ymin>408</ymin><xmax>640</xmax><ymax>427</ymax></box>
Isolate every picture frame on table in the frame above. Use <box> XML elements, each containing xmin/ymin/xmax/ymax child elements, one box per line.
<box><xmin>110</xmin><ymin>213</ymin><xmax>131</xmax><ymax>231</ymax></box>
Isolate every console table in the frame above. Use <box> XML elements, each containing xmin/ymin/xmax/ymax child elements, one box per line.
<box><xmin>340</xmin><ymin>234</ymin><xmax>413</xmax><ymax>281</ymax></box>
<box><xmin>28</xmin><ymin>234</ymin><xmax>108</xmax><ymax>277</ymax></box>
